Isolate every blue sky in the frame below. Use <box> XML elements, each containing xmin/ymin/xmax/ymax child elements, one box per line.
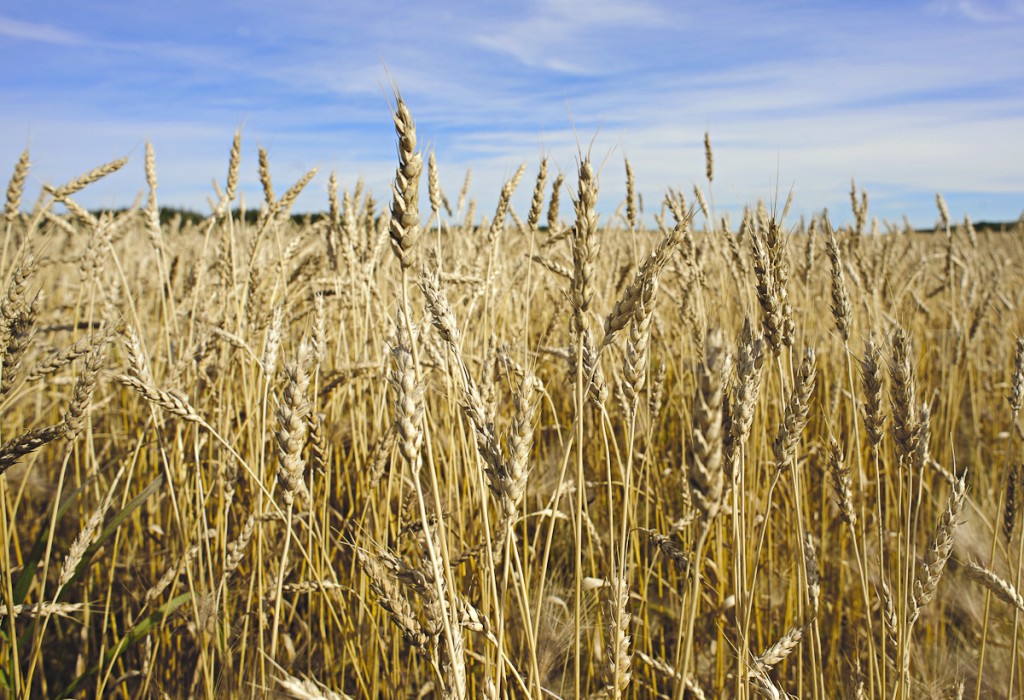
<box><xmin>2</xmin><ymin>0</ymin><xmax>1023</xmax><ymax>228</ymax></box>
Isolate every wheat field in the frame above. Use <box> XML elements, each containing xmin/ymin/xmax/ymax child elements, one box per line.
<box><xmin>2</xmin><ymin>94</ymin><xmax>1023</xmax><ymax>699</ymax></box>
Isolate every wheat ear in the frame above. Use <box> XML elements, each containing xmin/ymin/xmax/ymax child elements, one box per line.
<box><xmin>909</xmin><ymin>473</ymin><xmax>967</xmax><ymax>626</ymax></box>
<box><xmin>5</xmin><ymin>148</ymin><xmax>30</xmax><ymax>223</ymax></box>
<box><xmin>387</xmin><ymin>97</ymin><xmax>423</xmax><ymax>271</ymax></box>
<box><xmin>688</xmin><ymin>328</ymin><xmax>732</xmax><ymax>528</ymax></box>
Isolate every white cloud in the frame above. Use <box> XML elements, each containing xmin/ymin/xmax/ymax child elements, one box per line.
<box><xmin>928</xmin><ymin>0</ymin><xmax>1024</xmax><ymax>20</ymax></box>
<box><xmin>469</xmin><ymin>0</ymin><xmax>670</xmax><ymax>74</ymax></box>
<box><xmin>0</xmin><ymin>15</ymin><xmax>88</xmax><ymax>46</ymax></box>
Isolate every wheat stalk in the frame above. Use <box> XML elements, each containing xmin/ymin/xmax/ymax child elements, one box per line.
<box><xmin>772</xmin><ymin>347</ymin><xmax>816</xmax><ymax>474</ymax></box>
<box><xmin>751</xmin><ymin>622</ymin><xmax>806</xmax><ymax>676</ymax></box>
<box><xmin>45</xmin><ymin>156</ymin><xmax>129</xmax><ymax>200</ymax></box>
<box><xmin>0</xmin><ymin>424</ymin><xmax>65</xmax><ymax>476</ymax></box>
<box><xmin>4</xmin><ymin>148</ymin><xmax>30</xmax><ymax>223</ymax></box>
<box><xmin>861</xmin><ymin>335</ymin><xmax>886</xmax><ymax>449</ymax></box>
<box><xmin>724</xmin><ymin>318</ymin><xmax>765</xmax><ymax>481</ymax></box>
<box><xmin>965</xmin><ymin>561</ymin><xmax>1024</xmax><ymax>613</ymax></box>
<box><xmin>62</xmin><ymin>340</ymin><xmax>107</xmax><ymax>442</ymax></box>
<box><xmin>688</xmin><ymin>328</ymin><xmax>732</xmax><ymax>528</ymax></box>
<box><xmin>909</xmin><ymin>473</ymin><xmax>967</xmax><ymax>626</ymax></box>
<box><xmin>889</xmin><ymin>326</ymin><xmax>918</xmax><ymax>461</ymax></box>
<box><xmin>387</xmin><ymin>97</ymin><xmax>423</xmax><ymax>271</ymax></box>
<box><xmin>825</xmin><ymin>224</ymin><xmax>852</xmax><ymax>342</ymax></box>
<box><xmin>275</xmin><ymin>344</ymin><xmax>311</xmax><ymax>506</ymax></box>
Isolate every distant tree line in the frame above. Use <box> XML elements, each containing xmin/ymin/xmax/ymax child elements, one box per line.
<box><xmin>92</xmin><ymin>206</ymin><xmax>334</xmax><ymax>227</ymax></box>
<box><xmin>85</xmin><ymin>205</ymin><xmax>1021</xmax><ymax>234</ymax></box>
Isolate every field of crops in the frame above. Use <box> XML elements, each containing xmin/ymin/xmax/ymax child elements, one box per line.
<box><xmin>2</xmin><ymin>94</ymin><xmax>1023</xmax><ymax>699</ymax></box>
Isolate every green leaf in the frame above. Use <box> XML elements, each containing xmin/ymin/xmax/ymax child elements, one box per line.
<box><xmin>63</xmin><ymin>475</ymin><xmax>165</xmax><ymax>595</ymax></box>
<box><xmin>58</xmin><ymin>591</ymin><xmax>192</xmax><ymax>698</ymax></box>
<box><xmin>12</xmin><ymin>476</ymin><xmax>97</xmax><ymax>606</ymax></box>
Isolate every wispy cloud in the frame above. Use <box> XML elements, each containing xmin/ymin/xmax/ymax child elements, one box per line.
<box><xmin>470</xmin><ymin>0</ymin><xmax>669</xmax><ymax>74</ymax></box>
<box><xmin>929</xmin><ymin>0</ymin><xmax>1024</xmax><ymax>21</ymax></box>
<box><xmin>0</xmin><ymin>15</ymin><xmax>89</xmax><ymax>46</ymax></box>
